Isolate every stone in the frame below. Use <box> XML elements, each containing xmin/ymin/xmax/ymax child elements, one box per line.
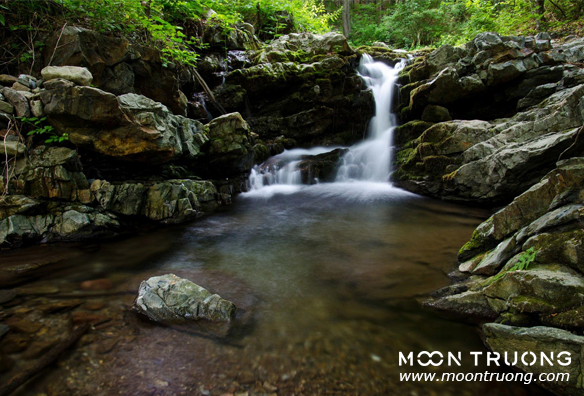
<box><xmin>84</xmin><ymin>301</ymin><xmax>106</xmax><ymax>311</ymax></box>
<box><xmin>37</xmin><ymin>300</ymin><xmax>83</xmax><ymax>314</ymax></box>
<box><xmin>1</xmin><ymin>333</ymin><xmax>29</xmax><ymax>353</ymax></box>
<box><xmin>423</xmin><ymin>290</ymin><xmax>497</xmax><ymax>320</ymax></box>
<box><xmin>71</xmin><ymin>311</ymin><xmax>110</xmax><ymax>326</ymax></box>
<box><xmin>0</xmin><ymin>290</ymin><xmax>16</xmax><ymax>304</ymax></box>
<box><xmin>43</xmin><ymin>78</ymin><xmax>75</xmax><ymax>90</ymax></box>
<box><xmin>2</xmin><ymin>88</ymin><xmax>30</xmax><ymax>117</ymax></box>
<box><xmin>5</xmin><ymin>317</ymin><xmax>43</xmax><ymax>334</ymax></box>
<box><xmin>11</xmin><ymin>82</ymin><xmax>32</xmax><ymax>92</ymax></box>
<box><xmin>133</xmin><ymin>274</ymin><xmax>236</xmax><ymax>322</ymax></box>
<box><xmin>30</xmin><ymin>99</ymin><xmax>44</xmax><ymax>117</ymax></box>
<box><xmin>0</xmin><ymin>324</ymin><xmax>8</xmax><ymax>339</ymax></box>
<box><xmin>483</xmin><ymin>324</ymin><xmax>584</xmax><ymax>394</ymax></box>
<box><xmin>471</xmin><ymin>236</ymin><xmax>520</xmax><ymax>275</ymax></box>
<box><xmin>204</xmin><ymin>112</ymin><xmax>255</xmax><ymax>177</ymax></box>
<box><xmin>421</xmin><ymin>105</ymin><xmax>452</xmax><ymax>123</ymax></box>
<box><xmin>0</xmin><ymin>75</ymin><xmax>17</xmax><ymax>86</ymax></box>
<box><xmin>0</xmin><ymin>140</ymin><xmax>25</xmax><ymax>157</ymax></box>
<box><xmin>80</xmin><ymin>278</ymin><xmax>114</xmax><ymax>291</ymax></box>
<box><xmin>15</xmin><ymin>284</ymin><xmax>60</xmax><ymax>295</ymax></box>
<box><xmin>22</xmin><ymin>340</ymin><xmax>56</xmax><ymax>359</ymax></box>
<box><xmin>41</xmin><ymin>65</ymin><xmax>93</xmax><ymax>86</ymax></box>
<box><xmin>0</xmin><ymin>100</ymin><xmax>14</xmax><ymax>114</ymax></box>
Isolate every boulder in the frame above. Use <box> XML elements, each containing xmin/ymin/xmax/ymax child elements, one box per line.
<box><xmin>41</xmin><ymin>87</ymin><xmax>207</xmax><ymax>163</ymax></box>
<box><xmin>0</xmin><ymin>203</ymin><xmax>120</xmax><ymax>247</ymax></box>
<box><xmin>133</xmin><ymin>274</ymin><xmax>236</xmax><ymax>322</ymax></box>
<box><xmin>0</xmin><ymin>100</ymin><xmax>14</xmax><ymax>114</ymax></box>
<box><xmin>2</xmin><ymin>146</ymin><xmax>91</xmax><ymax>203</ymax></box>
<box><xmin>42</xmin><ymin>27</ymin><xmax>187</xmax><ymax>115</ymax></box>
<box><xmin>483</xmin><ymin>324</ymin><xmax>584</xmax><ymax>395</ymax></box>
<box><xmin>40</xmin><ymin>66</ymin><xmax>93</xmax><ymax>86</ymax></box>
<box><xmin>91</xmin><ymin>179</ymin><xmax>219</xmax><ymax>222</ymax></box>
<box><xmin>204</xmin><ymin>113</ymin><xmax>254</xmax><ymax>177</ymax></box>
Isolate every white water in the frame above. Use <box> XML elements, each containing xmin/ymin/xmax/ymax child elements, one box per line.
<box><xmin>246</xmin><ymin>55</ymin><xmax>407</xmax><ymax>199</ymax></box>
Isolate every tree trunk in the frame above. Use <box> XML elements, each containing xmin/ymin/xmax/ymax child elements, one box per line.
<box><xmin>535</xmin><ymin>0</ymin><xmax>546</xmax><ymax>31</ymax></box>
<box><xmin>342</xmin><ymin>0</ymin><xmax>351</xmax><ymax>39</ymax></box>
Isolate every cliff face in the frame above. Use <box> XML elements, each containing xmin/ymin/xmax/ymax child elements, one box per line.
<box><xmin>0</xmin><ymin>28</ymin><xmax>376</xmax><ymax>248</ymax></box>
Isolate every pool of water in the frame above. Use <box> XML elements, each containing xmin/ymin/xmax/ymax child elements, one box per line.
<box><xmin>0</xmin><ymin>183</ymin><xmax>550</xmax><ymax>395</ymax></box>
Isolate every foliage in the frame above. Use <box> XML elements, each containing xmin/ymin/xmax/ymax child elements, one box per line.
<box><xmin>19</xmin><ymin>116</ymin><xmax>68</xmax><ymax>144</ymax></box>
<box><xmin>331</xmin><ymin>0</ymin><xmax>584</xmax><ymax>49</ymax></box>
<box><xmin>491</xmin><ymin>247</ymin><xmax>537</xmax><ymax>282</ymax></box>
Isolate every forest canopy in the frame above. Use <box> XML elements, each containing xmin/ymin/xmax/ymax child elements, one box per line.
<box><xmin>0</xmin><ymin>0</ymin><xmax>582</xmax><ymax>73</ymax></box>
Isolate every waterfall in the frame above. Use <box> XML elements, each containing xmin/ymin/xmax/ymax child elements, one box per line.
<box><xmin>335</xmin><ymin>55</ymin><xmax>406</xmax><ymax>182</ymax></box>
<box><xmin>246</xmin><ymin>55</ymin><xmax>406</xmax><ymax>195</ymax></box>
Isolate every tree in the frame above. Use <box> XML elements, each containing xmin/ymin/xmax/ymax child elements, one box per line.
<box><xmin>342</xmin><ymin>0</ymin><xmax>351</xmax><ymax>38</ymax></box>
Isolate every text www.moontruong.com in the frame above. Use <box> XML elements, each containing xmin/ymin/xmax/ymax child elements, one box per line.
<box><xmin>400</xmin><ymin>371</ymin><xmax>569</xmax><ymax>384</ymax></box>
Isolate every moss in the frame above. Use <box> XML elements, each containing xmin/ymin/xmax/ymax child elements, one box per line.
<box><xmin>458</xmin><ymin>217</ymin><xmax>494</xmax><ymax>261</ymax></box>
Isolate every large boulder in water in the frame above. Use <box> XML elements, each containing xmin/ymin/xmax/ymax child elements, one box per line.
<box><xmin>133</xmin><ymin>274</ymin><xmax>236</xmax><ymax>322</ymax></box>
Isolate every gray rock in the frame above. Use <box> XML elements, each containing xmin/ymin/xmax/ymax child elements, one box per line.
<box><xmin>483</xmin><ymin>323</ymin><xmax>584</xmax><ymax>394</ymax></box>
<box><xmin>2</xmin><ymin>88</ymin><xmax>30</xmax><ymax>117</ymax></box>
<box><xmin>0</xmin><ymin>290</ymin><xmax>16</xmax><ymax>304</ymax></box>
<box><xmin>424</xmin><ymin>290</ymin><xmax>497</xmax><ymax>320</ymax></box>
<box><xmin>133</xmin><ymin>274</ymin><xmax>236</xmax><ymax>322</ymax></box>
<box><xmin>0</xmin><ymin>324</ymin><xmax>8</xmax><ymax>339</ymax></box>
<box><xmin>0</xmin><ymin>141</ymin><xmax>25</xmax><ymax>157</ymax></box>
<box><xmin>43</xmin><ymin>78</ymin><xmax>75</xmax><ymax>90</ymax></box>
<box><xmin>41</xmin><ymin>66</ymin><xmax>93</xmax><ymax>86</ymax></box>
<box><xmin>0</xmin><ymin>100</ymin><xmax>14</xmax><ymax>114</ymax></box>
<box><xmin>471</xmin><ymin>236</ymin><xmax>520</xmax><ymax>275</ymax></box>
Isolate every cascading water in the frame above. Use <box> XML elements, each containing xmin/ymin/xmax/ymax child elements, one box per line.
<box><xmin>335</xmin><ymin>55</ymin><xmax>406</xmax><ymax>182</ymax></box>
<box><xmin>246</xmin><ymin>55</ymin><xmax>407</xmax><ymax>198</ymax></box>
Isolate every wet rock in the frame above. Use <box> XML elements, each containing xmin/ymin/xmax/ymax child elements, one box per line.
<box><xmin>0</xmin><ymin>324</ymin><xmax>9</xmax><ymax>339</ymax></box>
<box><xmin>0</xmin><ymin>203</ymin><xmax>120</xmax><ymax>247</ymax></box>
<box><xmin>0</xmin><ymin>353</ymin><xmax>15</xmax><ymax>373</ymax></box>
<box><xmin>41</xmin><ymin>65</ymin><xmax>93</xmax><ymax>86</ymax></box>
<box><xmin>15</xmin><ymin>284</ymin><xmax>60</xmax><ymax>296</ymax></box>
<box><xmin>0</xmin><ymin>290</ymin><xmax>16</xmax><ymax>304</ymax></box>
<box><xmin>423</xmin><ymin>290</ymin><xmax>497</xmax><ymax>320</ymax></box>
<box><xmin>37</xmin><ymin>299</ymin><xmax>83</xmax><ymax>314</ymax></box>
<box><xmin>91</xmin><ymin>179</ymin><xmax>218</xmax><ymax>222</ymax></box>
<box><xmin>22</xmin><ymin>340</ymin><xmax>57</xmax><ymax>359</ymax></box>
<box><xmin>1</xmin><ymin>333</ymin><xmax>29</xmax><ymax>353</ymax></box>
<box><xmin>84</xmin><ymin>301</ymin><xmax>106</xmax><ymax>311</ymax></box>
<box><xmin>80</xmin><ymin>278</ymin><xmax>114</xmax><ymax>291</ymax></box>
<box><xmin>296</xmin><ymin>148</ymin><xmax>348</xmax><ymax>184</ymax></box>
<box><xmin>6</xmin><ymin>317</ymin><xmax>43</xmax><ymax>334</ymax></box>
<box><xmin>71</xmin><ymin>311</ymin><xmax>110</xmax><ymax>326</ymax></box>
<box><xmin>483</xmin><ymin>323</ymin><xmax>584</xmax><ymax>395</ymax></box>
<box><xmin>43</xmin><ymin>78</ymin><xmax>75</xmax><ymax>90</ymax></box>
<box><xmin>133</xmin><ymin>274</ymin><xmax>236</xmax><ymax>322</ymax></box>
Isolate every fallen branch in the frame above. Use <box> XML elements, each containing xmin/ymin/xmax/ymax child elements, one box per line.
<box><xmin>192</xmin><ymin>69</ymin><xmax>227</xmax><ymax>115</ymax></box>
<box><xmin>0</xmin><ymin>324</ymin><xmax>90</xmax><ymax>396</ymax></box>
<box><xmin>558</xmin><ymin>124</ymin><xmax>584</xmax><ymax>162</ymax></box>
<box><xmin>48</xmin><ymin>22</ymin><xmax>68</xmax><ymax>66</ymax></box>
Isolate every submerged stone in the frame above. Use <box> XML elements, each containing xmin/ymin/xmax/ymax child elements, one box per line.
<box><xmin>133</xmin><ymin>274</ymin><xmax>236</xmax><ymax>323</ymax></box>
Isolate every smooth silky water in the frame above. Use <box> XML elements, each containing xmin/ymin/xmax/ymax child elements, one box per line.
<box><xmin>0</xmin><ymin>56</ymin><xmax>550</xmax><ymax>395</ymax></box>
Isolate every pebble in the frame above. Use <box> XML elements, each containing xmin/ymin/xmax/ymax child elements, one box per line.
<box><xmin>0</xmin><ymin>289</ymin><xmax>16</xmax><ymax>304</ymax></box>
<box><xmin>0</xmin><ymin>324</ymin><xmax>9</xmax><ymax>339</ymax></box>
<box><xmin>80</xmin><ymin>278</ymin><xmax>114</xmax><ymax>291</ymax></box>
<box><xmin>1</xmin><ymin>333</ymin><xmax>30</xmax><ymax>353</ymax></box>
<box><xmin>84</xmin><ymin>301</ymin><xmax>106</xmax><ymax>311</ymax></box>
<box><xmin>16</xmin><ymin>285</ymin><xmax>60</xmax><ymax>296</ymax></box>
<box><xmin>6</xmin><ymin>317</ymin><xmax>43</xmax><ymax>334</ymax></box>
<box><xmin>71</xmin><ymin>311</ymin><xmax>110</xmax><ymax>326</ymax></box>
<box><xmin>37</xmin><ymin>299</ymin><xmax>83</xmax><ymax>314</ymax></box>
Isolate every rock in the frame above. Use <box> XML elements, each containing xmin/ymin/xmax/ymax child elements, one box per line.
<box><xmin>1</xmin><ymin>333</ymin><xmax>29</xmax><ymax>353</ymax></box>
<box><xmin>133</xmin><ymin>274</ymin><xmax>236</xmax><ymax>322</ymax></box>
<box><xmin>43</xmin><ymin>78</ymin><xmax>75</xmax><ymax>90</ymax></box>
<box><xmin>0</xmin><ymin>203</ymin><xmax>120</xmax><ymax>247</ymax></box>
<box><xmin>4</xmin><ymin>146</ymin><xmax>91</xmax><ymax>202</ymax></box>
<box><xmin>5</xmin><ymin>317</ymin><xmax>43</xmax><ymax>334</ymax></box>
<box><xmin>423</xmin><ymin>290</ymin><xmax>497</xmax><ymax>320</ymax></box>
<box><xmin>421</xmin><ymin>105</ymin><xmax>452</xmax><ymax>123</ymax></box>
<box><xmin>84</xmin><ymin>301</ymin><xmax>106</xmax><ymax>311</ymax></box>
<box><xmin>0</xmin><ymin>75</ymin><xmax>17</xmax><ymax>86</ymax></box>
<box><xmin>0</xmin><ymin>354</ymin><xmax>15</xmax><ymax>373</ymax></box>
<box><xmin>80</xmin><ymin>278</ymin><xmax>114</xmax><ymax>291</ymax></box>
<box><xmin>483</xmin><ymin>323</ymin><xmax>584</xmax><ymax>395</ymax></box>
<box><xmin>71</xmin><ymin>311</ymin><xmax>109</xmax><ymax>326</ymax></box>
<box><xmin>0</xmin><ymin>100</ymin><xmax>14</xmax><ymax>114</ymax></box>
<box><xmin>41</xmin><ymin>65</ymin><xmax>93</xmax><ymax>86</ymax></box>
<box><xmin>2</xmin><ymin>87</ymin><xmax>30</xmax><ymax>117</ymax></box>
<box><xmin>0</xmin><ymin>140</ymin><xmax>25</xmax><ymax>157</ymax></box>
<box><xmin>15</xmin><ymin>284</ymin><xmax>60</xmax><ymax>295</ymax></box>
<box><xmin>43</xmin><ymin>27</ymin><xmax>187</xmax><ymax>115</ymax></box>
<box><xmin>37</xmin><ymin>300</ymin><xmax>83</xmax><ymax>314</ymax></box>
<box><xmin>0</xmin><ymin>324</ymin><xmax>8</xmax><ymax>339</ymax></box>
<box><xmin>297</xmin><ymin>148</ymin><xmax>348</xmax><ymax>184</ymax></box>
<box><xmin>0</xmin><ymin>290</ymin><xmax>16</xmax><ymax>304</ymax></box>
<box><xmin>91</xmin><ymin>179</ymin><xmax>218</xmax><ymax>222</ymax></box>
<box><xmin>41</xmin><ymin>88</ymin><xmax>207</xmax><ymax>163</ymax></box>
<box><xmin>30</xmin><ymin>99</ymin><xmax>44</xmax><ymax>117</ymax></box>
<box><xmin>204</xmin><ymin>113</ymin><xmax>254</xmax><ymax>177</ymax></box>
<box><xmin>22</xmin><ymin>340</ymin><xmax>57</xmax><ymax>359</ymax></box>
